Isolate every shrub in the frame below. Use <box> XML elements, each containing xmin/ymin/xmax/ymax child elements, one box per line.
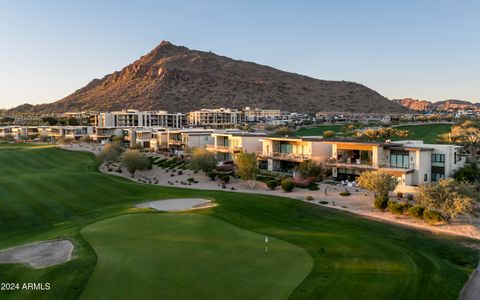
<box><xmin>305</xmin><ymin>195</ymin><xmax>314</xmax><ymax>201</ymax></box>
<box><xmin>219</xmin><ymin>174</ymin><xmax>230</xmax><ymax>183</ymax></box>
<box><xmin>319</xmin><ymin>201</ymin><xmax>329</xmax><ymax>205</ymax></box>
<box><xmin>266</xmin><ymin>180</ymin><xmax>278</xmax><ymax>190</ymax></box>
<box><xmin>408</xmin><ymin>206</ymin><xmax>425</xmax><ymax>219</ymax></box>
<box><xmin>177</xmin><ymin>170</ymin><xmax>183</xmax><ymax>175</ymax></box>
<box><xmin>281</xmin><ymin>179</ymin><xmax>294</xmax><ymax>192</ymax></box>
<box><xmin>339</xmin><ymin>191</ymin><xmax>351</xmax><ymax>196</ymax></box>
<box><xmin>187</xmin><ymin>178</ymin><xmax>195</xmax><ymax>183</ymax></box>
<box><xmin>208</xmin><ymin>171</ymin><xmax>217</xmax><ymax>181</ymax></box>
<box><xmin>396</xmin><ymin>191</ymin><xmax>403</xmax><ymax>199</ymax></box>
<box><xmin>423</xmin><ymin>210</ymin><xmax>445</xmax><ymax>225</ymax></box>
<box><xmin>307</xmin><ymin>182</ymin><xmax>320</xmax><ymax>191</ymax></box>
<box><xmin>388</xmin><ymin>202</ymin><xmax>407</xmax><ymax>217</ymax></box>
<box><xmin>374</xmin><ymin>195</ymin><xmax>389</xmax><ymax>211</ymax></box>
<box><xmin>407</xmin><ymin>194</ymin><xmax>414</xmax><ymax>201</ymax></box>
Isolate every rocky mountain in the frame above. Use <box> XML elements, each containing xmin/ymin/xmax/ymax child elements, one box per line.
<box><xmin>10</xmin><ymin>41</ymin><xmax>409</xmax><ymax>114</ymax></box>
<box><xmin>394</xmin><ymin>98</ymin><xmax>479</xmax><ymax>111</ymax></box>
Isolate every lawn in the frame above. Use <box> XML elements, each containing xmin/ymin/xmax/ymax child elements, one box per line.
<box><xmin>293</xmin><ymin>125</ymin><xmax>343</xmax><ymax>137</ymax></box>
<box><xmin>391</xmin><ymin>123</ymin><xmax>452</xmax><ymax>143</ymax></box>
<box><xmin>0</xmin><ymin>143</ymin><xmax>478</xmax><ymax>299</ymax></box>
<box><xmin>80</xmin><ymin>214</ymin><xmax>312</xmax><ymax>300</ymax></box>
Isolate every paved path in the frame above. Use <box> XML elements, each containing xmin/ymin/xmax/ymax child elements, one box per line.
<box><xmin>459</xmin><ymin>264</ymin><xmax>480</xmax><ymax>300</ymax></box>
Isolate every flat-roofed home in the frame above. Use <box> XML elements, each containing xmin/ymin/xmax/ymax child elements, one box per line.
<box><xmin>46</xmin><ymin>127</ymin><xmax>65</xmax><ymax>140</ymax></box>
<box><xmin>207</xmin><ymin>131</ymin><xmax>265</xmax><ymax>161</ymax></box>
<box><xmin>91</xmin><ymin>127</ymin><xmax>124</xmax><ymax>143</ymax></box>
<box><xmin>166</xmin><ymin>129</ymin><xmax>214</xmax><ymax>153</ymax></box>
<box><xmin>325</xmin><ymin>140</ymin><xmax>465</xmax><ymax>190</ymax></box>
<box><xmin>0</xmin><ymin>126</ymin><xmax>13</xmax><ymax>138</ymax></box>
<box><xmin>63</xmin><ymin>126</ymin><xmax>93</xmax><ymax>140</ymax></box>
<box><xmin>131</xmin><ymin>128</ymin><xmax>169</xmax><ymax>149</ymax></box>
<box><xmin>10</xmin><ymin>126</ymin><xmax>28</xmax><ymax>139</ymax></box>
<box><xmin>258</xmin><ymin>137</ymin><xmax>332</xmax><ymax>174</ymax></box>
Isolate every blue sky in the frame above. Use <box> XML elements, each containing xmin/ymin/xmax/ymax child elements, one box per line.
<box><xmin>0</xmin><ymin>0</ymin><xmax>478</xmax><ymax>109</ymax></box>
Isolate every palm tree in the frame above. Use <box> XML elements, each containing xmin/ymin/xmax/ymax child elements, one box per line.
<box><xmin>364</xmin><ymin>129</ymin><xmax>380</xmax><ymax>141</ymax></box>
<box><xmin>395</xmin><ymin>129</ymin><xmax>410</xmax><ymax>138</ymax></box>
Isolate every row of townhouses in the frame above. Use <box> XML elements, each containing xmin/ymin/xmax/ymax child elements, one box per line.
<box><xmin>0</xmin><ymin>125</ymin><xmax>465</xmax><ymax>192</ymax></box>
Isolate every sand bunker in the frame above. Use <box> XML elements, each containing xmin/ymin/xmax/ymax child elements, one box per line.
<box><xmin>135</xmin><ymin>198</ymin><xmax>214</xmax><ymax>212</ymax></box>
<box><xmin>0</xmin><ymin>240</ymin><xmax>74</xmax><ymax>268</ymax></box>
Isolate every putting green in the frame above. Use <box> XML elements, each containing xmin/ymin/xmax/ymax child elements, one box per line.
<box><xmin>80</xmin><ymin>214</ymin><xmax>313</xmax><ymax>300</ymax></box>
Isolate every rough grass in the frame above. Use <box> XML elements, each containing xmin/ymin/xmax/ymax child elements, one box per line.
<box><xmin>0</xmin><ymin>143</ymin><xmax>478</xmax><ymax>300</ymax></box>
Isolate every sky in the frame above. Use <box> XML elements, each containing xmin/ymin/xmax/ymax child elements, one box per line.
<box><xmin>0</xmin><ymin>0</ymin><xmax>479</xmax><ymax>109</ymax></box>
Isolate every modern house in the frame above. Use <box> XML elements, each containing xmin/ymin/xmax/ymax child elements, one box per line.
<box><xmin>257</xmin><ymin>137</ymin><xmax>331</xmax><ymax>173</ymax></box>
<box><xmin>207</xmin><ymin>131</ymin><xmax>265</xmax><ymax>161</ymax></box>
<box><xmin>91</xmin><ymin>127</ymin><xmax>124</xmax><ymax>142</ymax></box>
<box><xmin>325</xmin><ymin>140</ymin><xmax>465</xmax><ymax>191</ymax></box>
<box><xmin>166</xmin><ymin>129</ymin><xmax>215</xmax><ymax>153</ymax></box>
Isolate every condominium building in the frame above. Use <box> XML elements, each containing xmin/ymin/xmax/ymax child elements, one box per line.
<box><xmin>325</xmin><ymin>140</ymin><xmax>465</xmax><ymax>191</ymax></box>
<box><xmin>257</xmin><ymin>137</ymin><xmax>331</xmax><ymax>174</ymax></box>
<box><xmin>91</xmin><ymin>110</ymin><xmax>187</xmax><ymax>128</ymax></box>
<box><xmin>207</xmin><ymin>131</ymin><xmax>265</xmax><ymax>161</ymax></box>
<box><xmin>187</xmin><ymin>108</ymin><xmax>244</xmax><ymax>129</ymax></box>
<box><xmin>243</xmin><ymin>107</ymin><xmax>281</xmax><ymax>122</ymax></box>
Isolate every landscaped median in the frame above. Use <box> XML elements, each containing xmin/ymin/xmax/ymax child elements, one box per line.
<box><xmin>0</xmin><ymin>143</ymin><xmax>479</xmax><ymax>299</ymax></box>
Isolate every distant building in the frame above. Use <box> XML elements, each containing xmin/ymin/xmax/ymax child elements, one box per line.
<box><xmin>91</xmin><ymin>110</ymin><xmax>187</xmax><ymax>128</ymax></box>
<box><xmin>187</xmin><ymin>108</ymin><xmax>244</xmax><ymax>129</ymax></box>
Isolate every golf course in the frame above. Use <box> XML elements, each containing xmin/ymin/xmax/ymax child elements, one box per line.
<box><xmin>0</xmin><ymin>143</ymin><xmax>478</xmax><ymax>299</ymax></box>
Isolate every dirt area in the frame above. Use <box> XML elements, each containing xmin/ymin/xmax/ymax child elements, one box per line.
<box><xmin>135</xmin><ymin>198</ymin><xmax>215</xmax><ymax>212</ymax></box>
<box><xmin>63</xmin><ymin>143</ymin><xmax>480</xmax><ymax>241</ymax></box>
<box><xmin>0</xmin><ymin>240</ymin><xmax>74</xmax><ymax>268</ymax></box>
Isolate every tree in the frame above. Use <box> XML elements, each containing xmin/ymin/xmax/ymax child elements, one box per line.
<box><xmin>453</xmin><ymin>165</ymin><xmax>480</xmax><ymax>183</ymax></box>
<box><xmin>352</xmin><ymin>130</ymin><xmax>363</xmax><ymax>139</ymax></box>
<box><xmin>322</xmin><ymin>130</ymin><xmax>336</xmax><ymax>139</ymax></box>
<box><xmin>363</xmin><ymin>129</ymin><xmax>380</xmax><ymax>141</ymax></box>
<box><xmin>0</xmin><ymin>116</ymin><xmax>14</xmax><ymax>124</ymax></box>
<box><xmin>395</xmin><ymin>129</ymin><xmax>410</xmax><ymax>138</ymax></box>
<box><xmin>66</xmin><ymin>117</ymin><xmax>80</xmax><ymax>126</ymax></box>
<box><xmin>295</xmin><ymin>160</ymin><xmax>324</xmax><ymax>181</ymax></box>
<box><xmin>378</xmin><ymin>127</ymin><xmax>397</xmax><ymax>140</ymax></box>
<box><xmin>99</xmin><ymin>142</ymin><xmax>125</xmax><ymax>164</ymax></box>
<box><xmin>416</xmin><ymin>179</ymin><xmax>477</xmax><ymax>221</ymax></box>
<box><xmin>235</xmin><ymin>152</ymin><xmax>257</xmax><ymax>189</ymax></box>
<box><xmin>357</xmin><ymin>171</ymin><xmax>398</xmax><ymax>211</ymax></box>
<box><xmin>439</xmin><ymin>121</ymin><xmax>480</xmax><ymax>160</ymax></box>
<box><xmin>42</xmin><ymin>117</ymin><xmax>58</xmax><ymax>126</ymax></box>
<box><xmin>121</xmin><ymin>149</ymin><xmax>150</xmax><ymax>178</ymax></box>
<box><xmin>188</xmin><ymin>148</ymin><xmax>217</xmax><ymax>174</ymax></box>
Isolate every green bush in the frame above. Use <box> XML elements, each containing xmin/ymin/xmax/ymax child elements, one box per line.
<box><xmin>219</xmin><ymin>174</ymin><xmax>230</xmax><ymax>183</ymax></box>
<box><xmin>388</xmin><ymin>202</ymin><xmax>407</xmax><ymax>217</ymax></box>
<box><xmin>307</xmin><ymin>182</ymin><xmax>320</xmax><ymax>191</ymax></box>
<box><xmin>407</xmin><ymin>194</ymin><xmax>414</xmax><ymax>201</ymax></box>
<box><xmin>408</xmin><ymin>206</ymin><xmax>425</xmax><ymax>219</ymax></box>
<box><xmin>423</xmin><ymin>210</ymin><xmax>445</xmax><ymax>225</ymax></box>
<box><xmin>374</xmin><ymin>195</ymin><xmax>389</xmax><ymax>211</ymax></box>
<box><xmin>319</xmin><ymin>200</ymin><xmax>329</xmax><ymax>205</ymax></box>
<box><xmin>339</xmin><ymin>191</ymin><xmax>351</xmax><ymax>196</ymax></box>
<box><xmin>266</xmin><ymin>180</ymin><xmax>278</xmax><ymax>190</ymax></box>
<box><xmin>207</xmin><ymin>171</ymin><xmax>217</xmax><ymax>181</ymax></box>
<box><xmin>281</xmin><ymin>179</ymin><xmax>295</xmax><ymax>192</ymax></box>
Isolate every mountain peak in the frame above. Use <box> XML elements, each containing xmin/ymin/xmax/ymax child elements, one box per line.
<box><xmin>8</xmin><ymin>43</ymin><xmax>409</xmax><ymax>114</ymax></box>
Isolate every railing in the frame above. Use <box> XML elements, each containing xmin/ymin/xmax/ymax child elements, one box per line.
<box><xmin>326</xmin><ymin>158</ymin><xmax>415</xmax><ymax>171</ymax></box>
<box><xmin>168</xmin><ymin>139</ymin><xmax>183</xmax><ymax>145</ymax></box>
<box><xmin>326</xmin><ymin>158</ymin><xmax>373</xmax><ymax>166</ymax></box>
<box><xmin>206</xmin><ymin>145</ymin><xmax>242</xmax><ymax>152</ymax></box>
<box><xmin>379</xmin><ymin>162</ymin><xmax>415</xmax><ymax>171</ymax></box>
<box><xmin>257</xmin><ymin>151</ymin><xmax>310</xmax><ymax>161</ymax></box>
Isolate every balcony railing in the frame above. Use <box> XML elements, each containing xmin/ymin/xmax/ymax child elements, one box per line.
<box><xmin>168</xmin><ymin>139</ymin><xmax>183</xmax><ymax>145</ymax></box>
<box><xmin>206</xmin><ymin>144</ymin><xmax>242</xmax><ymax>152</ymax></box>
<box><xmin>257</xmin><ymin>151</ymin><xmax>310</xmax><ymax>161</ymax></box>
<box><xmin>327</xmin><ymin>158</ymin><xmax>415</xmax><ymax>172</ymax></box>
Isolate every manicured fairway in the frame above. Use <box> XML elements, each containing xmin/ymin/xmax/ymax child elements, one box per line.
<box><xmin>80</xmin><ymin>214</ymin><xmax>312</xmax><ymax>300</ymax></box>
<box><xmin>391</xmin><ymin>123</ymin><xmax>452</xmax><ymax>143</ymax></box>
<box><xmin>294</xmin><ymin>125</ymin><xmax>343</xmax><ymax>136</ymax></box>
<box><xmin>0</xmin><ymin>143</ymin><xmax>478</xmax><ymax>300</ymax></box>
